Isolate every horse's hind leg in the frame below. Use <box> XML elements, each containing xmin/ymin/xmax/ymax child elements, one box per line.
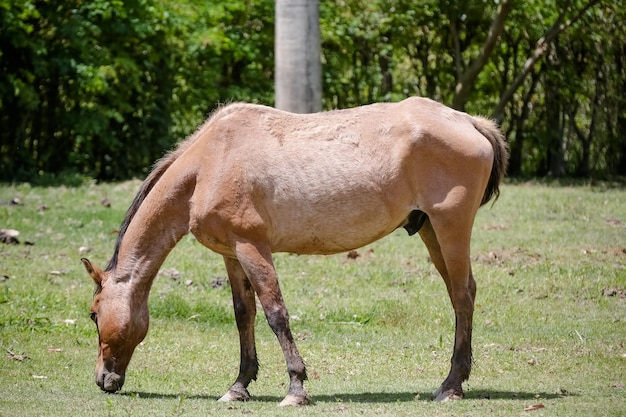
<box><xmin>219</xmin><ymin>256</ymin><xmax>259</xmax><ymax>402</ymax></box>
<box><xmin>418</xmin><ymin>216</ymin><xmax>476</xmax><ymax>401</ymax></box>
<box><xmin>233</xmin><ymin>240</ymin><xmax>309</xmax><ymax>406</ymax></box>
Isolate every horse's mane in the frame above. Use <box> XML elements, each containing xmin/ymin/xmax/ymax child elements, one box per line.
<box><xmin>104</xmin><ymin>143</ymin><xmax>188</xmax><ymax>271</ymax></box>
<box><xmin>104</xmin><ymin>112</ymin><xmax>221</xmax><ymax>272</ymax></box>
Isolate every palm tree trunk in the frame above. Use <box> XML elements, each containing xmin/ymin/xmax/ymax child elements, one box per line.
<box><xmin>275</xmin><ymin>0</ymin><xmax>322</xmax><ymax>113</ymax></box>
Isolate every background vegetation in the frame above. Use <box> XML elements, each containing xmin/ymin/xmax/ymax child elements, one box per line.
<box><xmin>1</xmin><ymin>0</ymin><xmax>624</xmax><ymax>182</ymax></box>
<box><xmin>1</xmin><ymin>181</ymin><xmax>625</xmax><ymax>416</ymax></box>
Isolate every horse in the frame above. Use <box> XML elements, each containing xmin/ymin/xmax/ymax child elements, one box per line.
<box><xmin>81</xmin><ymin>96</ymin><xmax>508</xmax><ymax>406</ymax></box>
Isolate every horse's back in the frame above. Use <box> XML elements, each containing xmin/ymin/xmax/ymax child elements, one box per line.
<box><xmin>184</xmin><ymin>98</ymin><xmax>497</xmax><ymax>255</ymax></box>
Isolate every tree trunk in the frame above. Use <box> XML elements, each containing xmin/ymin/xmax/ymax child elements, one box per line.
<box><xmin>617</xmin><ymin>115</ymin><xmax>626</xmax><ymax>176</ymax></box>
<box><xmin>545</xmin><ymin>85</ymin><xmax>565</xmax><ymax>177</ymax></box>
<box><xmin>379</xmin><ymin>31</ymin><xmax>393</xmax><ymax>99</ymax></box>
<box><xmin>451</xmin><ymin>0</ymin><xmax>513</xmax><ymax>111</ymax></box>
<box><xmin>615</xmin><ymin>42</ymin><xmax>626</xmax><ymax>176</ymax></box>
<box><xmin>508</xmin><ymin>71</ymin><xmax>540</xmax><ymax>176</ymax></box>
<box><xmin>275</xmin><ymin>0</ymin><xmax>322</xmax><ymax>113</ymax></box>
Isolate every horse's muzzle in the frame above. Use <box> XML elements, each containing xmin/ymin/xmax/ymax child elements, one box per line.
<box><xmin>97</xmin><ymin>371</ymin><xmax>125</xmax><ymax>393</ymax></box>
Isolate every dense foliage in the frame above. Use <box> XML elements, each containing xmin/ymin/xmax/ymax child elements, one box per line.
<box><xmin>1</xmin><ymin>0</ymin><xmax>623</xmax><ymax>182</ymax></box>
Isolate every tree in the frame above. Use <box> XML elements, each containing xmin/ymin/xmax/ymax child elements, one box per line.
<box><xmin>493</xmin><ymin>0</ymin><xmax>609</xmax><ymax>177</ymax></box>
<box><xmin>0</xmin><ymin>0</ymin><xmax>181</xmax><ymax>181</ymax></box>
<box><xmin>275</xmin><ymin>0</ymin><xmax>321</xmax><ymax>113</ymax></box>
<box><xmin>492</xmin><ymin>0</ymin><xmax>601</xmax><ymax>123</ymax></box>
<box><xmin>1</xmin><ymin>0</ymin><xmax>623</xmax><ymax>181</ymax></box>
<box><xmin>451</xmin><ymin>0</ymin><xmax>514</xmax><ymax>111</ymax></box>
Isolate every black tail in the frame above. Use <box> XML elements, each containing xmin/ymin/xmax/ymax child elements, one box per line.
<box><xmin>471</xmin><ymin>116</ymin><xmax>509</xmax><ymax>206</ymax></box>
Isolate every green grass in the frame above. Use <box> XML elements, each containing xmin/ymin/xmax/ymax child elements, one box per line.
<box><xmin>1</xmin><ymin>181</ymin><xmax>625</xmax><ymax>416</ymax></box>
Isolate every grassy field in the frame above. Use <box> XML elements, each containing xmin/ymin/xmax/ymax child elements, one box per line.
<box><xmin>0</xmin><ymin>181</ymin><xmax>624</xmax><ymax>417</ymax></box>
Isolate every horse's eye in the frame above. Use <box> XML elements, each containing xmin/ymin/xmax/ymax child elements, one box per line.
<box><xmin>89</xmin><ymin>312</ymin><xmax>97</xmax><ymax>323</ymax></box>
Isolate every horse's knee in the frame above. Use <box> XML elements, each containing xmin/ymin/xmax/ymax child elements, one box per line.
<box><xmin>264</xmin><ymin>306</ymin><xmax>290</xmax><ymax>336</ymax></box>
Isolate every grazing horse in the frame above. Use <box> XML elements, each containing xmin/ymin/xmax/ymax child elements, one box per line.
<box><xmin>82</xmin><ymin>97</ymin><xmax>508</xmax><ymax>405</ymax></box>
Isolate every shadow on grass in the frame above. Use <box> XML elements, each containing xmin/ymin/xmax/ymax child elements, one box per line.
<box><xmin>121</xmin><ymin>390</ymin><xmax>570</xmax><ymax>403</ymax></box>
<box><xmin>120</xmin><ymin>391</ymin><xmax>216</xmax><ymax>401</ymax></box>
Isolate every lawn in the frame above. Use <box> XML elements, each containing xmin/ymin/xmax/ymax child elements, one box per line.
<box><xmin>0</xmin><ymin>181</ymin><xmax>624</xmax><ymax>417</ymax></box>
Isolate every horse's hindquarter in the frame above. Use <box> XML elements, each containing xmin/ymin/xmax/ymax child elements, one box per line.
<box><xmin>402</xmin><ymin>98</ymin><xmax>495</xmax><ymax>213</ymax></box>
<box><xmin>188</xmin><ymin>99</ymin><xmax>493</xmax><ymax>256</ymax></box>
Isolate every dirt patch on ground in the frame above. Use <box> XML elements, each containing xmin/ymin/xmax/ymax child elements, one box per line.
<box><xmin>474</xmin><ymin>247</ymin><xmax>543</xmax><ymax>266</ymax></box>
<box><xmin>602</xmin><ymin>287</ymin><xmax>626</xmax><ymax>298</ymax></box>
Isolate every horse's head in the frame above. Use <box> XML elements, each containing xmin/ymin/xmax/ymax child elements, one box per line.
<box><xmin>81</xmin><ymin>258</ymin><xmax>149</xmax><ymax>393</ymax></box>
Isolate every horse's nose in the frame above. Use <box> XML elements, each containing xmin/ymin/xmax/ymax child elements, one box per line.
<box><xmin>96</xmin><ymin>370</ymin><xmax>125</xmax><ymax>393</ymax></box>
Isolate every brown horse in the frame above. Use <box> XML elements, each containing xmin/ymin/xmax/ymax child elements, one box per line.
<box><xmin>82</xmin><ymin>97</ymin><xmax>507</xmax><ymax>406</ymax></box>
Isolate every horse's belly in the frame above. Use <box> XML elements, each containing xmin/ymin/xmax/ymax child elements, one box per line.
<box><xmin>274</xmin><ymin>233</ymin><xmax>385</xmax><ymax>255</ymax></box>
<box><xmin>268</xmin><ymin>208</ymin><xmax>401</xmax><ymax>255</ymax></box>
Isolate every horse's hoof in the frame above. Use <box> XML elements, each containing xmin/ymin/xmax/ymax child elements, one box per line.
<box><xmin>278</xmin><ymin>394</ymin><xmax>310</xmax><ymax>407</ymax></box>
<box><xmin>218</xmin><ymin>387</ymin><xmax>251</xmax><ymax>402</ymax></box>
<box><xmin>433</xmin><ymin>388</ymin><xmax>464</xmax><ymax>402</ymax></box>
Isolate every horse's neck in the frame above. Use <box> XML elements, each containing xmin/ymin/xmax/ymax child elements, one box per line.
<box><xmin>115</xmin><ymin>178</ymin><xmax>193</xmax><ymax>293</ymax></box>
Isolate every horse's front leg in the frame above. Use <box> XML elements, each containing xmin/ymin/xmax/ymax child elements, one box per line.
<box><xmin>234</xmin><ymin>240</ymin><xmax>309</xmax><ymax>406</ymax></box>
<box><xmin>219</xmin><ymin>256</ymin><xmax>259</xmax><ymax>402</ymax></box>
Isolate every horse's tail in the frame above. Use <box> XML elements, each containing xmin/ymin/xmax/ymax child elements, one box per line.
<box><xmin>471</xmin><ymin>116</ymin><xmax>509</xmax><ymax>206</ymax></box>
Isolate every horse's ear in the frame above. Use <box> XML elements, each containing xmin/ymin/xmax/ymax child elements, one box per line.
<box><xmin>81</xmin><ymin>258</ymin><xmax>103</xmax><ymax>286</ymax></box>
